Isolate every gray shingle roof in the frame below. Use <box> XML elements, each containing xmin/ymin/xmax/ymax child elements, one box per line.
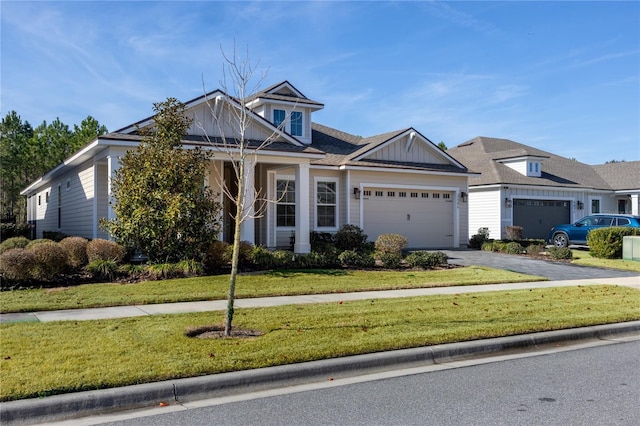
<box><xmin>310</xmin><ymin>123</ymin><xmax>467</xmax><ymax>173</ymax></box>
<box><xmin>447</xmin><ymin>136</ymin><xmax>625</xmax><ymax>190</ymax></box>
<box><xmin>592</xmin><ymin>161</ymin><xmax>640</xmax><ymax>191</ymax></box>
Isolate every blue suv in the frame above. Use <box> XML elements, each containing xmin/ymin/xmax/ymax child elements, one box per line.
<box><xmin>548</xmin><ymin>214</ymin><xmax>640</xmax><ymax>248</ymax></box>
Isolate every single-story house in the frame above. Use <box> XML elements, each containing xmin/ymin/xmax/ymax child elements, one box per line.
<box><xmin>447</xmin><ymin>136</ymin><xmax>640</xmax><ymax>240</ymax></box>
<box><xmin>21</xmin><ymin>81</ymin><xmax>474</xmax><ymax>252</ymax></box>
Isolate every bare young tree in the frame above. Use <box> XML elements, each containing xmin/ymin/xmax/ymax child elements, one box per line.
<box><xmin>198</xmin><ymin>45</ymin><xmax>294</xmax><ymax>336</ymax></box>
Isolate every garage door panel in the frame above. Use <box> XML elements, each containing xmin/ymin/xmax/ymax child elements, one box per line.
<box><xmin>513</xmin><ymin>199</ymin><xmax>571</xmax><ymax>239</ymax></box>
<box><xmin>363</xmin><ymin>190</ymin><xmax>453</xmax><ymax>248</ymax></box>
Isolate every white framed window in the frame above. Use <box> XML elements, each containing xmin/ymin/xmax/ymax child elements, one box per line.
<box><xmin>422</xmin><ymin>192</ymin><xmax>429</xmax><ymax>198</ymax></box>
<box><xmin>363</xmin><ymin>190</ymin><xmax>372</xmax><ymax>197</ymax></box>
<box><xmin>375</xmin><ymin>191</ymin><xmax>383</xmax><ymax>197</ymax></box>
<box><xmin>291</xmin><ymin>111</ymin><xmax>302</xmax><ymax>136</ymax></box>
<box><xmin>399</xmin><ymin>192</ymin><xmax>407</xmax><ymax>198</ymax></box>
<box><xmin>66</xmin><ymin>178</ymin><xmax>71</xmax><ymax>191</ymax></box>
<box><xmin>315</xmin><ymin>178</ymin><xmax>338</xmax><ymax>230</ymax></box>
<box><xmin>276</xmin><ymin>178</ymin><xmax>295</xmax><ymax>227</ymax></box>
<box><xmin>590</xmin><ymin>197</ymin><xmax>601</xmax><ymax>214</ymax></box>
<box><xmin>443</xmin><ymin>193</ymin><xmax>450</xmax><ymax>199</ymax></box>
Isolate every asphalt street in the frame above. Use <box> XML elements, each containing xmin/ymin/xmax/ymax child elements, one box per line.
<box><xmin>97</xmin><ymin>339</ymin><xmax>640</xmax><ymax>426</ymax></box>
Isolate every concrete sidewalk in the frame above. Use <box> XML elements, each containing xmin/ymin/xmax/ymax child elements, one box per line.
<box><xmin>1</xmin><ymin>275</ymin><xmax>638</xmax><ymax>324</ymax></box>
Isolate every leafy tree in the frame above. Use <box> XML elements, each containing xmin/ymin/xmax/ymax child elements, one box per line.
<box><xmin>102</xmin><ymin>98</ymin><xmax>222</xmax><ymax>263</ymax></box>
<box><xmin>437</xmin><ymin>141</ymin><xmax>447</xmax><ymax>151</ymax></box>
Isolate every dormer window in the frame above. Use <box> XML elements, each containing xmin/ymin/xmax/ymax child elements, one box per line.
<box><xmin>291</xmin><ymin>111</ymin><xmax>302</xmax><ymax>136</ymax></box>
<box><xmin>273</xmin><ymin>109</ymin><xmax>285</xmax><ymax>129</ymax></box>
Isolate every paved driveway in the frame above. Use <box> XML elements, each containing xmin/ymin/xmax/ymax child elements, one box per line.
<box><xmin>442</xmin><ymin>249</ymin><xmax>640</xmax><ymax>281</ymax></box>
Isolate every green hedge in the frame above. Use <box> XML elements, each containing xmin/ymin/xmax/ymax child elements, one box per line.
<box><xmin>587</xmin><ymin>227</ymin><xmax>640</xmax><ymax>259</ymax></box>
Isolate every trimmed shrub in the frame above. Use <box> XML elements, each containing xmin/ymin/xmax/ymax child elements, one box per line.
<box><xmin>548</xmin><ymin>246</ymin><xmax>573</xmax><ymax>260</ymax></box>
<box><xmin>375</xmin><ymin>233</ymin><xmax>408</xmax><ymax>255</ymax></box>
<box><xmin>587</xmin><ymin>226</ymin><xmax>640</xmax><ymax>259</ymax></box>
<box><xmin>28</xmin><ymin>241</ymin><xmax>68</xmax><ymax>280</ymax></box>
<box><xmin>175</xmin><ymin>259</ymin><xmax>204</xmax><ymax>277</ymax></box>
<box><xmin>0</xmin><ymin>248</ymin><xmax>36</xmax><ymax>281</ymax></box>
<box><xmin>0</xmin><ymin>237</ymin><xmax>30</xmax><ymax>254</ymax></box>
<box><xmin>59</xmin><ymin>237</ymin><xmax>89</xmax><ymax>269</ymax></box>
<box><xmin>205</xmin><ymin>240</ymin><xmax>231</xmax><ymax>272</ymax></box>
<box><xmin>86</xmin><ymin>259</ymin><xmax>119</xmax><ymax>281</ymax></box>
<box><xmin>469</xmin><ymin>227</ymin><xmax>490</xmax><ymax>249</ymax></box>
<box><xmin>338</xmin><ymin>250</ymin><xmax>375</xmax><ymax>268</ymax></box>
<box><xmin>504</xmin><ymin>226</ymin><xmax>524</xmax><ymax>241</ymax></box>
<box><xmin>525</xmin><ymin>243</ymin><xmax>545</xmax><ymax>256</ymax></box>
<box><xmin>272</xmin><ymin>250</ymin><xmax>294</xmax><ymax>268</ymax></box>
<box><xmin>504</xmin><ymin>242</ymin><xmax>524</xmax><ymax>254</ymax></box>
<box><xmin>86</xmin><ymin>239</ymin><xmax>125</xmax><ymax>263</ymax></box>
<box><xmin>334</xmin><ymin>225</ymin><xmax>368</xmax><ymax>252</ymax></box>
<box><xmin>42</xmin><ymin>231</ymin><xmax>70</xmax><ymax>242</ymax></box>
<box><xmin>378</xmin><ymin>252</ymin><xmax>402</xmax><ymax>269</ymax></box>
<box><xmin>310</xmin><ymin>231</ymin><xmax>335</xmax><ymax>254</ymax></box>
<box><xmin>481</xmin><ymin>241</ymin><xmax>495</xmax><ymax>252</ymax></box>
<box><xmin>252</xmin><ymin>246</ymin><xmax>275</xmax><ymax>270</ymax></box>
<box><xmin>226</xmin><ymin>241</ymin><xmax>255</xmax><ymax>270</ymax></box>
<box><xmin>405</xmin><ymin>251</ymin><xmax>449</xmax><ymax>269</ymax></box>
<box><xmin>1</xmin><ymin>223</ymin><xmax>32</xmax><ymax>240</ymax></box>
<box><xmin>26</xmin><ymin>239</ymin><xmax>54</xmax><ymax>249</ymax></box>
<box><xmin>292</xmin><ymin>252</ymin><xmax>332</xmax><ymax>269</ymax></box>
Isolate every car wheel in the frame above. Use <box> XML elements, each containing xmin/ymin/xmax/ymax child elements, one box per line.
<box><xmin>553</xmin><ymin>233</ymin><xmax>568</xmax><ymax>248</ymax></box>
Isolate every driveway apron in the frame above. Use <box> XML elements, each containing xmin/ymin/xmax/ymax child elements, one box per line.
<box><xmin>442</xmin><ymin>249</ymin><xmax>640</xmax><ymax>281</ymax></box>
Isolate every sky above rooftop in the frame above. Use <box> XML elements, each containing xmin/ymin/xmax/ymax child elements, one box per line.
<box><xmin>2</xmin><ymin>1</ymin><xmax>638</xmax><ymax>165</ymax></box>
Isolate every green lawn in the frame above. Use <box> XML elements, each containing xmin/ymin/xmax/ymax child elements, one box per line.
<box><xmin>571</xmin><ymin>249</ymin><xmax>640</xmax><ymax>272</ymax></box>
<box><xmin>1</xmin><ymin>285</ymin><xmax>638</xmax><ymax>401</ymax></box>
<box><xmin>0</xmin><ymin>266</ymin><xmax>545</xmax><ymax>313</ymax></box>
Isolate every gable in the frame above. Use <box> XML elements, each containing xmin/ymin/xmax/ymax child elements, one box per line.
<box><xmin>355</xmin><ymin>130</ymin><xmax>464</xmax><ymax>169</ymax></box>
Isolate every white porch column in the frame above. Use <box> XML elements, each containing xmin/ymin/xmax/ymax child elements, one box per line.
<box><xmin>239</xmin><ymin>157</ymin><xmax>256</xmax><ymax>244</ymax></box>
<box><xmin>631</xmin><ymin>194</ymin><xmax>639</xmax><ymax>215</ymax></box>
<box><xmin>106</xmin><ymin>155</ymin><xmax>118</xmax><ymax>225</ymax></box>
<box><xmin>294</xmin><ymin>163</ymin><xmax>311</xmax><ymax>253</ymax></box>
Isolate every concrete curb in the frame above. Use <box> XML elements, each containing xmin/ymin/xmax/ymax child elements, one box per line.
<box><xmin>2</xmin><ymin>320</ymin><xmax>640</xmax><ymax>425</ymax></box>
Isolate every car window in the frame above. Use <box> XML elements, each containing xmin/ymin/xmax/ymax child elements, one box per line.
<box><xmin>578</xmin><ymin>217</ymin><xmax>597</xmax><ymax>226</ymax></box>
<box><xmin>596</xmin><ymin>217</ymin><xmax>613</xmax><ymax>226</ymax></box>
<box><xmin>617</xmin><ymin>218</ymin><xmax>630</xmax><ymax>226</ymax></box>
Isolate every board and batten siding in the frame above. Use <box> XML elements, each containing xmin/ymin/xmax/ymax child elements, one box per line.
<box><xmin>366</xmin><ymin>138</ymin><xmax>448</xmax><ymax>165</ymax></box>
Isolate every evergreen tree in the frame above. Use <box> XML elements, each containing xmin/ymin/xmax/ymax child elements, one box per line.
<box><xmin>102</xmin><ymin>98</ymin><xmax>222</xmax><ymax>262</ymax></box>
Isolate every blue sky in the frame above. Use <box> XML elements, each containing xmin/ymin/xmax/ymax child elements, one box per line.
<box><xmin>2</xmin><ymin>1</ymin><xmax>638</xmax><ymax>164</ymax></box>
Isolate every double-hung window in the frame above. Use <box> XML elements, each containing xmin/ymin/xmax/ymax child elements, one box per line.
<box><xmin>273</xmin><ymin>109</ymin><xmax>285</xmax><ymax>130</ymax></box>
<box><xmin>276</xmin><ymin>179</ymin><xmax>295</xmax><ymax>227</ymax></box>
<box><xmin>290</xmin><ymin>111</ymin><xmax>302</xmax><ymax>136</ymax></box>
<box><xmin>316</xmin><ymin>180</ymin><xmax>337</xmax><ymax>228</ymax></box>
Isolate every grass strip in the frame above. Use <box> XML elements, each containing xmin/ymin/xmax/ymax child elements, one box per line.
<box><xmin>1</xmin><ymin>285</ymin><xmax>638</xmax><ymax>401</ymax></box>
<box><xmin>0</xmin><ymin>266</ymin><xmax>544</xmax><ymax>313</ymax></box>
<box><xmin>570</xmin><ymin>249</ymin><xmax>640</xmax><ymax>272</ymax></box>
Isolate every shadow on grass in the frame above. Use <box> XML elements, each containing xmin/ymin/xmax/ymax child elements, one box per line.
<box><xmin>266</xmin><ymin>269</ymin><xmax>352</xmax><ymax>278</ymax></box>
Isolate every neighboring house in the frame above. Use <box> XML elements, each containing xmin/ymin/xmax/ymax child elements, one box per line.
<box><xmin>21</xmin><ymin>81</ymin><xmax>474</xmax><ymax>252</ymax></box>
<box><xmin>447</xmin><ymin>136</ymin><xmax>640</xmax><ymax>240</ymax></box>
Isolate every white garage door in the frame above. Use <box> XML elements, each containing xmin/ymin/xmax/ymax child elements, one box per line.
<box><xmin>363</xmin><ymin>189</ymin><xmax>454</xmax><ymax>248</ymax></box>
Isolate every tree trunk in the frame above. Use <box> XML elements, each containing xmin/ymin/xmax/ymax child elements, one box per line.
<box><xmin>225</xmin><ymin>160</ymin><xmax>244</xmax><ymax>336</ymax></box>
